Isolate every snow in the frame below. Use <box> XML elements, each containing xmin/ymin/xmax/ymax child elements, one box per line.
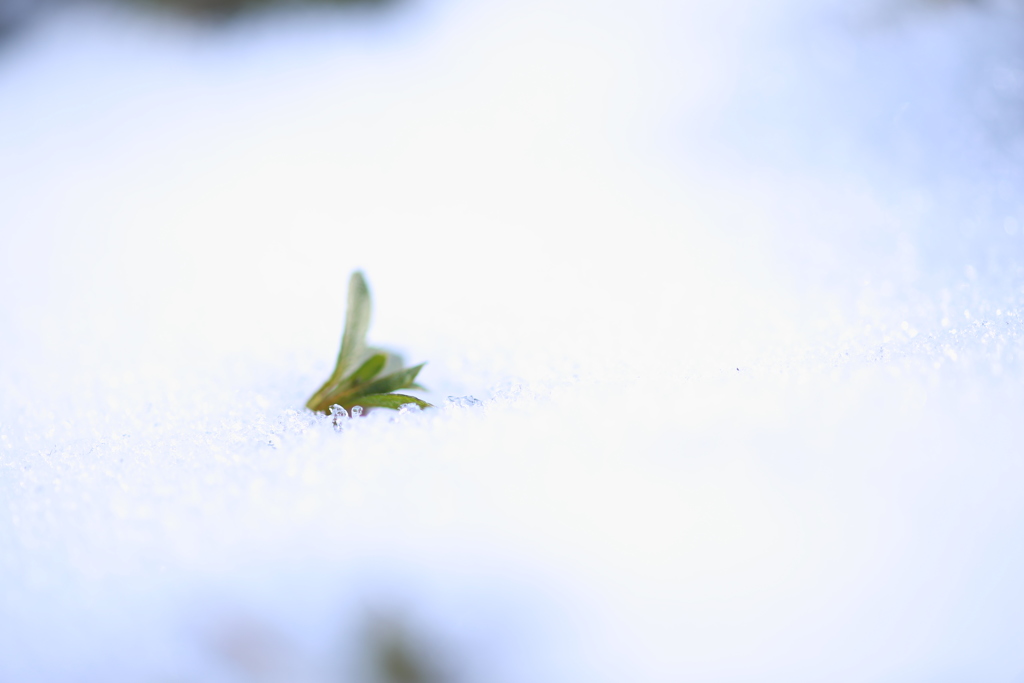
<box><xmin>2</xmin><ymin>0</ymin><xmax>1024</xmax><ymax>680</ymax></box>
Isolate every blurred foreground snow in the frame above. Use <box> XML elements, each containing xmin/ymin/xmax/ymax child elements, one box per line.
<box><xmin>3</xmin><ymin>0</ymin><xmax>1024</xmax><ymax>681</ymax></box>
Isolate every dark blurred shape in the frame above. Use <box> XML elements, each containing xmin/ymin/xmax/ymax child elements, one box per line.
<box><xmin>135</xmin><ymin>0</ymin><xmax>397</xmax><ymax>21</ymax></box>
<box><xmin>0</xmin><ymin>0</ymin><xmax>400</xmax><ymax>43</ymax></box>
<box><xmin>0</xmin><ymin>0</ymin><xmax>31</xmax><ymax>38</ymax></box>
<box><xmin>359</xmin><ymin>612</ymin><xmax>453</xmax><ymax>683</ymax></box>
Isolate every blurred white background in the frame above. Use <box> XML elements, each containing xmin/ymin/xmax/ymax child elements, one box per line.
<box><xmin>3</xmin><ymin>0</ymin><xmax>1024</xmax><ymax>681</ymax></box>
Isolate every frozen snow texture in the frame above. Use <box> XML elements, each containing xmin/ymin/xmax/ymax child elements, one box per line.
<box><xmin>3</xmin><ymin>0</ymin><xmax>1024</xmax><ymax>681</ymax></box>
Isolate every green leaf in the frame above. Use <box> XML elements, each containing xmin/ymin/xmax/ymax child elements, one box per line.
<box><xmin>374</xmin><ymin>348</ymin><xmax>405</xmax><ymax>376</ymax></box>
<box><xmin>315</xmin><ymin>364</ymin><xmax>425</xmax><ymax>412</ymax></box>
<box><xmin>306</xmin><ymin>381</ymin><xmax>335</xmax><ymax>413</ymax></box>
<box><xmin>305</xmin><ymin>271</ymin><xmax>432</xmax><ymax>416</ymax></box>
<box><xmin>305</xmin><ymin>271</ymin><xmax>372</xmax><ymax>412</ymax></box>
<box><xmin>336</xmin><ymin>270</ymin><xmax>372</xmax><ymax>380</ymax></box>
<box><xmin>346</xmin><ymin>393</ymin><xmax>432</xmax><ymax>411</ymax></box>
<box><xmin>347</xmin><ymin>363</ymin><xmax>425</xmax><ymax>399</ymax></box>
<box><xmin>348</xmin><ymin>352</ymin><xmax>387</xmax><ymax>385</ymax></box>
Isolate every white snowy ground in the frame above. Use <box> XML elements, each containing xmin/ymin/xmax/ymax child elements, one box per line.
<box><xmin>3</xmin><ymin>0</ymin><xmax>1024</xmax><ymax>680</ymax></box>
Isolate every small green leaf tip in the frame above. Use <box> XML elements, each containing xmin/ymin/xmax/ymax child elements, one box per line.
<box><xmin>306</xmin><ymin>272</ymin><xmax>432</xmax><ymax>414</ymax></box>
<box><xmin>350</xmin><ymin>394</ymin><xmax>432</xmax><ymax>411</ymax></box>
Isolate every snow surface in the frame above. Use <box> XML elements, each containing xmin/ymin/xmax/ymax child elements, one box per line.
<box><xmin>3</xmin><ymin>0</ymin><xmax>1024</xmax><ymax>680</ymax></box>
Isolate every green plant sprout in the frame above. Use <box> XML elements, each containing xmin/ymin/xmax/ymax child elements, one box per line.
<box><xmin>306</xmin><ymin>271</ymin><xmax>431</xmax><ymax>415</ymax></box>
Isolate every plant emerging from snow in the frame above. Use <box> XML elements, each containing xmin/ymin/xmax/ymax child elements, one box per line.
<box><xmin>306</xmin><ymin>271</ymin><xmax>431</xmax><ymax>415</ymax></box>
